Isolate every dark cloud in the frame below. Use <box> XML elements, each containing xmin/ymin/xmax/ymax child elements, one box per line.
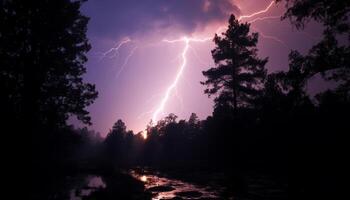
<box><xmin>82</xmin><ymin>0</ymin><xmax>240</xmax><ymax>39</ymax></box>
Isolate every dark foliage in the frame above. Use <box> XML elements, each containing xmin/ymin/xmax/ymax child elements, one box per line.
<box><xmin>0</xmin><ymin>0</ymin><xmax>98</xmax><ymax>129</ymax></box>
<box><xmin>277</xmin><ymin>0</ymin><xmax>350</xmax><ymax>33</ymax></box>
<box><xmin>277</xmin><ymin>0</ymin><xmax>350</xmax><ymax>92</ymax></box>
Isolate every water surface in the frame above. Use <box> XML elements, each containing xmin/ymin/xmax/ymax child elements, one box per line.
<box><xmin>130</xmin><ymin>169</ymin><xmax>225</xmax><ymax>200</ymax></box>
<box><xmin>69</xmin><ymin>175</ymin><xmax>106</xmax><ymax>200</ymax></box>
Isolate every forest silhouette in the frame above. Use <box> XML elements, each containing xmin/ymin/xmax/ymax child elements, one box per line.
<box><xmin>1</xmin><ymin>0</ymin><xmax>348</xmax><ymax>199</ymax></box>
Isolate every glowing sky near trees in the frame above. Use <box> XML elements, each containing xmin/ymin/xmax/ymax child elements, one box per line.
<box><xmin>79</xmin><ymin>0</ymin><xmax>324</xmax><ymax>135</ymax></box>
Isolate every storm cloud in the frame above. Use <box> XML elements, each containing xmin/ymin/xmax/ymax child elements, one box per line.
<box><xmin>82</xmin><ymin>0</ymin><xmax>240</xmax><ymax>39</ymax></box>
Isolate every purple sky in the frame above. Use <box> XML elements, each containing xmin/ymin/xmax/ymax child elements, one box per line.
<box><xmin>74</xmin><ymin>0</ymin><xmax>326</xmax><ymax>136</ymax></box>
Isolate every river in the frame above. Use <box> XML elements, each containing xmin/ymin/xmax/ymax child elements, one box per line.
<box><xmin>67</xmin><ymin>169</ymin><xmax>226</xmax><ymax>200</ymax></box>
<box><xmin>130</xmin><ymin>169</ymin><xmax>225</xmax><ymax>199</ymax></box>
<box><xmin>62</xmin><ymin>168</ymin><xmax>285</xmax><ymax>200</ymax></box>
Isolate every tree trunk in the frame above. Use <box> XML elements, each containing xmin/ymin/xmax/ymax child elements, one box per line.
<box><xmin>232</xmin><ymin>65</ymin><xmax>238</xmax><ymax>112</ymax></box>
<box><xmin>233</xmin><ymin>84</ymin><xmax>237</xmax><ymax>111</ymax></box>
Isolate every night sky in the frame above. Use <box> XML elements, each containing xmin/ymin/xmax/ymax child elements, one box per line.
<box><xmin>75</xmin><ymin>0</ymin><xmax>325</xmax><ymax>135</ymax></box>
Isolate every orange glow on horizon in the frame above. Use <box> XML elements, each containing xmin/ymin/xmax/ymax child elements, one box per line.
<box><xmin>141</xmin><ymin>130</ymin><xmax>148</xmax><ymax>139</ymax></box>
<box><xmin>140</xmin><ymin>175</ymin><xmax>148</xmax><ymax>182</ymax></box>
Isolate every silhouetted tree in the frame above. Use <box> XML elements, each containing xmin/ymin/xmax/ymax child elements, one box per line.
<box><xmin>164</xmin><ymin>113</ymin><xmax>178</xmax><ymax>124</ymax></box>
<box><xmin>258</xmin><ymin>50</ymin><xmax>315</xmax><ymax>129</ymax></box>
<box><xmin>186</xmin><ymin>113</ymin><xmax>199</xmax><ymax>137</ymax></box>
<box><xmin>104</xmin><ymin>119</ymin><xmax>128</xmax><ymax>166</ymax></box>
<box><xmin>0</xmin><ymin>0</ymin><xmax>98</xmax><ymax>129</ymax></box>
<box><xmin>277</xmin><ymin>0</ymin><xmax>350</xmax><ymax>34</ymax></box>
<box><xmin>201</xmin><ymin>15</ymin><xmax>267</xmax><ymax>111</ymax></box>
<box><xmin>270</xmin><ymin>50</ymin><xmax>311</xmax><ymax>107</ymax></box>
<box><xmin>258</xmin><ymin>73</ymin><xmax>287</xmax><ymax>115</ymax></box>
<box><xmin>188</xmin><ymin>113</ymin><xmax>200</xmax><ymax>126</ymax></box>
<box><xmin>305</xmin><ymin>31</ymin><xmax>350</xmax><ymax>91</ymax></box>
<box><xmin>277</xmin><ymin>0</ymin><xmax>350</xmax><ymax>92</ymax></box>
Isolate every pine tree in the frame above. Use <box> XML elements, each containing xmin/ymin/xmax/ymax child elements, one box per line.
<box><xmin>202</xmin><ymin>14</ymin><xmax>267</xmax><ymax>111</ymax></box>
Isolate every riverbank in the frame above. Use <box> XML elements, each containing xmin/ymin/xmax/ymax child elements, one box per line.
<box><xmin>130</xmin><ymin>167</ymin><xmax>287</xmax><ymax>200</ymax></box>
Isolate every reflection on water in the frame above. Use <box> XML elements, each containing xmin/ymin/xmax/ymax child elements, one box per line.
<box><xmin>69</xmin><ymin>175</ymin><xmax>106</xmax><ymax>200</ymax></box>
<box><xmin>130</xmin><ymin>170</ymin><xmax>223</xmax><ymax>200</ymax></box>
<box><xmin>140</xmin><ymin>175</ymin><xmax>148</xmax><ymax>182</ymax></box>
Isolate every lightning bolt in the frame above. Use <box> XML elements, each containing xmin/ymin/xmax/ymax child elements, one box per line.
<box><xmin>214</xmin><ymin>2</ymin><xmax>285</xmax><ymax>48</ymax></box>
<box><xmin>151</xmin><ymin>37</ymin><xmax>211</xmax><ymax>122</ymax></box>
<box><xmin>238</xmin><ymin>1</ymin><xmax>275</xmax><ymax>21</ymax></box>
<box><xmin>238</xmin><ymin>1</ymin><xmax>287</xmax><ymax>48</ymax></box>
<box><xmin>247</xmin><ymin>15</ymin><xmax>281</xmax><ymax>24</ymax></box>
<box><xmin>251</xmin><ymin>26</ymin><xmax>288</xmax><ymax>48</ymax></box>
<box><xmin>115</xmin><ymin>46</ymin><xmax>138</xmax><ymax>79</ymax></box>
<box><xmin>98</xmin><ymin>38</ymin><xmax>131</xmax><ymax>59</ymax></box>
<box><xmin>97</xmin><ymin>38</ymin><xmax>140</xmax><ymax>79</ymax></box>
